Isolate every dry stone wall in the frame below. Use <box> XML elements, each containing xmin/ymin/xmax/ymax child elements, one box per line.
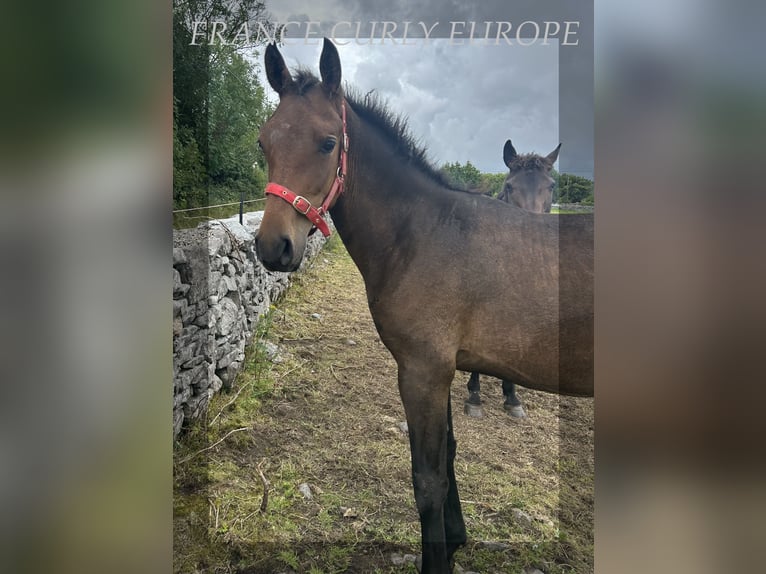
<box><xmin>172</xmin><ymin>212</ymin><xmax>328</xmax><ymax>438</ymax></box>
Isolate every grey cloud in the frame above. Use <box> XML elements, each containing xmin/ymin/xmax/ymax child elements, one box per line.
<box><xmin>258</xmin><ymin>0</ymin><xmax>592</xmax><ymax>177</ymax></box>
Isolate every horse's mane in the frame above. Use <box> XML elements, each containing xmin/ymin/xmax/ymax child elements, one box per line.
<box><xmin>290</xmin><ymin>70</ymin><xmax>466</xmax><ymax>192</ymax></box>
<box><xmin>508</xmin><ymin>154</ymin><xmax>551</xmax><ymax>173</ymax></box>
<box><xmin>345</xmin><ymin>89</ymin><xmax>466</xmax><ymax>192</ymax></box>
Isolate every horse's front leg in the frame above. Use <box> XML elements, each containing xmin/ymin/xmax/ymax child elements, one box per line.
<box><xmin>501</xmin><ymin>379</ymin><xmax>526</xmax><ymax>419</ymax></box>
<box><xmin>464</xmin><ymin>372</ymin><xmax>484</xmax><ymax>418</ymax></box>
<box><xmin>398</xmin><ymin>360</ymin><xmax>457</xmax><ymax>574</ymax></box>
<box><xmin>445</xmin><ymin>395</ymin><xmax>467</xmax><ymax>562</ymax></box>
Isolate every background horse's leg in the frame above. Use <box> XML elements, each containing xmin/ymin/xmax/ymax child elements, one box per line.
<box><xmin>444</xmin><ymin>395</ymin><xmax>467</xmax><ymax>564</ymax></box>
<box><xmin>464</xmin><ymin>372</ymin><xmax>484</xmax><ymax>418</ymax></box>
<box><xmin>399</xmin><ymin>360</ymin><xmax>455</xmax><ymax>574</ymax></box>
<box><xmin>501</xmin><ymin>379</ymin><xmax>526</xmax><ymax>418</ymax></box>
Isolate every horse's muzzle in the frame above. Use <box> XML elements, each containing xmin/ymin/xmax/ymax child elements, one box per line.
<box><xmin>255</xmin><ymin>233</ymin><xmax>300</xmax><ymax>272</ymax></box>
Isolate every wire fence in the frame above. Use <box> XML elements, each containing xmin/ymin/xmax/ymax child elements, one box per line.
<box><xmin>172</xmin><ymin>197</ymin><xmax>268</xmax><ymax>229</ymax></box>
<box><xmin>172</xmin><ymin>198</ymin><xmax>266</xmax><ymax>214</ymax></box>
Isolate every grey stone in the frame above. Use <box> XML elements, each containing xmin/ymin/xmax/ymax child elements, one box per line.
<box><xmin>207</xmin><ymin>232</ymin><xmax>231</xmax><ymax>257</ymax></box>
<box><xmin>215</xmin><ymin>298</ymin><xmax>240</xmax><ymax>337</ymax></box>
<box><xmin>173</xmin><ymin>385</ymin><xmax>192</xmax><ymax>409</ymax></box>
<box><xmin>173</xmin><ymin>299</ymin><xmax>186</xmax><ymax>319</ymax></box>
<box><xmin>173</xmin><ymin>247</ymin><xmax>188</xmax><ymax>266</ymax></box>
<box><xmin>173</xmin><ymin>408</ymin><xmax>184</xmax><ymax>437</ymax></box>
<box><xmin>217</xmin><ymin>362</ymin><xmax>240</xmax><ymax>390</ymax></box>
<box><xmin>181</xmin><ymin>300</ymin><xmax>196</xmax><ymax>324</ymax></box>
<box><xmin>298</xmin><ymin>483</ymin><xmax>313</xmax><ymax>500</ymax></box>
<box><xmin>217</xmin><ymin>347</ymin><xmax>241</xmax><ymax>370</ymax></box>
<box><xmin>181</xmin><ymin>355</ymin><xmax>205</xmax><ymax>369</ymax></box>
<box><xmin>262</xmin><ymin>341</ymin><xmax>280</xmax><ymax>361</ymax></box>
<box><xmin>173</xmin><ymin>268</ymin><xmax>190</xmax><ymax>298</ymax></box>
<box><xmin>512</xmin><ymin>508</ymin><xmax>534</xmax><ymax>529</ymax></box>
<box><xmin>187</xmin><ymin>364</ymin><xmax>209</xmax><ymax>389</ymax></box>
<box><xmin>172</xmin><ymin>211</ymin><xmax>329</xmax><ymax>437</ymax></box>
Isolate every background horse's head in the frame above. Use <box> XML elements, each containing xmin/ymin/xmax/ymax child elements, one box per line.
<box><xmin>255</xmin><ymin>39</ymin><xmax>345</xmax><ymax>272</ymax></box>
<box><xmin>501</xmin><ymin>139</ymin><xmax>561</xmax><ymax>213</ymax></box>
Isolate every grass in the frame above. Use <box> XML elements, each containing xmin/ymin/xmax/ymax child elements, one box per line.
<box><xmin>173</xmin><ymin>235</ymin><xmax>594</xmax><ymax>573</ymax></box>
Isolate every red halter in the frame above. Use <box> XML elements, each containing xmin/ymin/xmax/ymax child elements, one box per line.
<box><xmin>264</xmin><ymin>100</ymin><xmax>349</xmax><ymax>238</ymax></box>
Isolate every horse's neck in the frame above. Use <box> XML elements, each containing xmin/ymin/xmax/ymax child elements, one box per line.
<box><xmin>329</xmin><ymin>111</ymin><xmax>436</xmax><ymax>283</ymax></box>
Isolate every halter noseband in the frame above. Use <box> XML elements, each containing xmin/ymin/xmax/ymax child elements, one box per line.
<box><xmin>264</xmin><ymin>100</ymin><xmax>349</xmax><ymax>238</ymax></box>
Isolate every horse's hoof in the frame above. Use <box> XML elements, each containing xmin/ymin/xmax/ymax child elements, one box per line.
<box><xmin>464</xmin><ymin>401</ymin><xmax>484</xmax><ymax>418</ymax></box>
<box><xmin>504</xmin><ymin>403</ymin><xmax>526</xmax><ymax>418</ymax></box>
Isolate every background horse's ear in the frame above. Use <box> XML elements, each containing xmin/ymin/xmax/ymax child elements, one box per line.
<box><xmin>319</xmin><ymin>38</ymin><xmax>342</xmax><ymax>96</ymax></box>
<box><xmin>546</xmin><ymin>143</ymin><xmax>562</xmax><ymax>167</ymax></box>
<box><xmin>503</xmin><ymin>139</ymin><xmax>517</xmax><ymax>168</ymax></box>
<box><xmin>265</xmin><ymin>42</ymin><xmax>294</xmax><ymax>96</ymax></box>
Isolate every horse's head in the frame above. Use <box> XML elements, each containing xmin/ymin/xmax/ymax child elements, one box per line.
<box><xmin>255</xmin><ymin>39</ymin><xmax>346</xmax><ymax>272</ymax></box>
<box><xmin>501</xmin><ymin>140</ymin><xmax>561</xmax><ymax>214</ymax></box>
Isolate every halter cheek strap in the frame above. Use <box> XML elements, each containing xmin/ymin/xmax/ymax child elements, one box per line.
<box><xmin>264</xmin><ymin>100</ymin><xmax>349</xmax><ymax>238</ymax></box>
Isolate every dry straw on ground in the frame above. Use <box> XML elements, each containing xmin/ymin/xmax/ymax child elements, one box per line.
<box><xmin>174</xmin><ymin>236</ymin><xmax>594</xmax><ymax>573</ymax></box>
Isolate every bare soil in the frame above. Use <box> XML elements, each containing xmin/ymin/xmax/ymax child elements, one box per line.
<box><xmin>174</xmin><ymin>236</ymin><xmax>594</xmax><ymax>574</ymax></box>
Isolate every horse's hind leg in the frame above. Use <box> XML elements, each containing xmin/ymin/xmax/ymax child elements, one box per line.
<box><xmin>399</xmin><ymin>359</ymin><xmax>457</xmax><ymax>574</ymax></box>
<box><xmin>464</xmin><ymin>372</ymin><xmax>484</xmax><ymax>418</ymax></box>
<box><xmin>445</xmin><ymin>395</ymin><xmax>467</xmax><ymax>563</ymax></box>
<box><xmin>501</xmin><ymin>379</ymin><xmax>526</xmax><ymax>418</ymax></box>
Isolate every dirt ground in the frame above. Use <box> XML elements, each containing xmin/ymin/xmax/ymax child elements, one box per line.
<box><xmin>174</xmin><ymin>236</ymin><xmax>594</xmax><ymax>574</ymax></box>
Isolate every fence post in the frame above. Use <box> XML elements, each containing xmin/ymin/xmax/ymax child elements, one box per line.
<box><xmin>239</xmin><ymin>190</ymin><xmax>244</xmax><ymax>224</ymax></box>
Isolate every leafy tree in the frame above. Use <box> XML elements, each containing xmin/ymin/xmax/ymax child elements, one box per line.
<box><xmin>207</xmin><ymin>48</ymin><xmax>271</xmax><ymax>203</ymax></box>
<box><xmin>554</xmin><ymin>171</ymin><xmax>594</xmax><ymax>204</ymax></box>
<box><xmin>173</xmin><ymin>0</ymin><xmax>273</xmax><ymax>209</ymax></box>
<box><xmin>440</xmin><ymin>160</ymin><xmax>483</xmax><ymax>190</ymax></box>
<box><xmin>173</xmin><ymin>100</ymin><xmax>207</xmax><ymax>209</ymax></box>
<box><xmin>478</xmin><ymin>172</ymin><xmax>506</xmax><ymax>198</ymax></box>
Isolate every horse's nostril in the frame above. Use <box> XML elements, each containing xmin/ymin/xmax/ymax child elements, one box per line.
<box><xmin>279</xmin><ymin>236</ymin><xmax>294</xmax><ymax>267</ymax></box>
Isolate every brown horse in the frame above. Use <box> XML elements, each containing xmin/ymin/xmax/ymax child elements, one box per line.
<box><xmin>465</xmin><ymin>139</ymin><xmax>562</xmax><ymax>419</ymax></box>
<box><xmin>255</xmin><ymin>39</ymin><xmax>593</xmax><ymax>574</ymax></box>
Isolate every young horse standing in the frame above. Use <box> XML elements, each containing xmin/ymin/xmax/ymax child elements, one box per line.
<box><xmin>465</xmin><ymin>139</ymin><xmax>562</xmax><ymax>419</ymax></box>
<box><xmin>255</xmin><ymin>39</ymin><xmax>593</xmax><ymax>574</ymax></box>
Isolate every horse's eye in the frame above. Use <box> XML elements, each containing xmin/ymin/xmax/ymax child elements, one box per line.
<box><xmin>257</xmin><ymin>139</ymin><xmax>264</xmax><ymax>151</ymax></box>
<box><xmin>320</xmin><ymin>137</ymin><xmax>336</xmax><ymax>154</ymax></box>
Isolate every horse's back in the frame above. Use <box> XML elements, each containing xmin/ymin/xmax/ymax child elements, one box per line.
<box><xmin>368</xmin><ymin>192</ymin><xmax>593</xmax><ymax>396</ymax></box>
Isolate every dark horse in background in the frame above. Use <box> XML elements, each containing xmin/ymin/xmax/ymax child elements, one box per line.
<box><xmin>465</xmin><ymin>139</ymin><xmax>562</xmax><ymax>419</ymax></box>
<box><xmin>255</xmin><ymin>39</ymin><xmax>593</xmax><ymax>574</ymax></box>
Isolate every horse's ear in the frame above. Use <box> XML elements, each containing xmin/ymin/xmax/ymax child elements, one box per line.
<box><xmin>265</xmin><ymin>42</ymin><xmax>293</xmax><ymax>96</ymax></box>
<box><xmin>546</xmin><ymin>143</ymin><xmax>562</xmax><ymax>166</ymax></box>
<box><xmin>503</xmin><ymin>139</ymin><xmax>517</xmax><ymax>168</ymax></box>
<box><xmin>319</xmin><ymin>38</ymin><xmax>342</xmax><ymax>96</ymax></box>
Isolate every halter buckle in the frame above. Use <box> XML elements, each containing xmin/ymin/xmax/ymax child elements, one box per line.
<box><xmin>292</xmin><ymin>195</ymin><xmax>312</xmax><ymax>215</ymax></box>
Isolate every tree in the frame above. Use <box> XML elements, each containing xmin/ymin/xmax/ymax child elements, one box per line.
<box><xmin>207</xmin><ymin>48</ymin><xmax>271</xmax><ymax>203</ymax></box>
<box><xmin>478</xmin><ymin>172</ymin><xmax>506</xmax><ymax>198</ymax></box>
<box><xmin>440</xmin><ymin>161</ymin><xmax>483</xmax><ymax>190</ymax></box>
<box><xmin>173</xmin><ymin>0</ymin><xmax>273</xmax><ymax>209</ymax></box>
<box><xmin>554</xmin><ymin>171</ymin><xmax>594</xmax><ymax>204</ymax></box>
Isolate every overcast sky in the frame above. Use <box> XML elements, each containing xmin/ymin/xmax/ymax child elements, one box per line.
<box><xmin>251</xmin><ymin>0</ymin><xmax>593</xmax><ymax>178</ymax></box>
<box><xmin>255</xmin><ymin>41</ymin><xmax>559</xmax><ymax>175</ymax></box>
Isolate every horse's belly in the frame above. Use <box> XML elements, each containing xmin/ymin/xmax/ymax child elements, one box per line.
<box><xmin>456</xmin><ymin>315</ymin><xmax>593</xmax><ymax>396</ymax></box>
